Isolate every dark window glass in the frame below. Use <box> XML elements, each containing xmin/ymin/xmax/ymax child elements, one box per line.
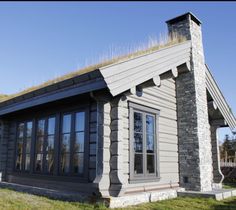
<box><xmin>147</xmin><ymin>155</ymin><xmax>155</xmax><ymax>174</ymax></box>
<box><xmin>15</xmin><ymin>121</ymin><xmax>32</xmax><ymax>172</ymax></box>
<box><xmin>73</xmin><ymin>153</ymin><xmax>84</xmax><ymax>174</ymax></box>
<box><xmin>75</xmin><ymin>133</ymin><xmax>84</xmax><ymax>153</ymax></box>
<box><xmin>63</xmin><ymin>115</ymin><xmax>71</xmax><ymax>133</ymax></box>
<box><xmin>73</xmin><ymin>112</ymin><xmax>85</xmax><ymax>175</ymax></box>
<box><xmin>48</xmin><ymin>117</ymin><xmax>55</xmax><ymax>135</ymax></box>
<box><xmin>75</xmin><ymin>112</ymin><xmax>85</xmax><ymax>132</ymax></box>
<box><xmin>35</xmin><ymin>117</ymin><xmax>56</xmax><ymax>174</ymax></box>
<box><xmin>61</xmin><ymin>153</ymin><xmax>70</xmax><ymax>173</ymax></box>
<box><xmin>134</xmin><ymin>112</ymin><xmax>142</xmax><ymax>132</ymax></box>
<box><xmin>37</xmin><ymin>120</ymin><xmax>45</xmax><ymax>136</ymax></box>
<box><xmin>134</xmin><ymin>154</ymin><xmax>143</xmax><ymax>174</ymax></box>
<box><xmin>134</xmin><ymin>133</ymin><xmax>143</xmax><ymax>152</ymax></box>
<box><xmin>16</xmin><ymin>123</ymin><xmax>24</xmax><ymax>170</ymax></box>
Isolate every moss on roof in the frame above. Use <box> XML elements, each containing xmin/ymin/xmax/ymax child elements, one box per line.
<box><xmin>0</xmin><ymin>33</ymin><xmax>186</xmax><ymax>103</ymax></box>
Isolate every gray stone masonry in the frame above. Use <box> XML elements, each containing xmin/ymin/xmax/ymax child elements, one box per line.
<box><xmin>167</xmin><ymin>13</ymin><xmax>213</xmax><ymax>191</ymax></box>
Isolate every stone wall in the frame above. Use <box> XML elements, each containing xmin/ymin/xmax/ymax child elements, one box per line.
<box><xmin>167</xmin><ymin>13</ymin><xmax>213</xmax><ymax>191</ymax></box>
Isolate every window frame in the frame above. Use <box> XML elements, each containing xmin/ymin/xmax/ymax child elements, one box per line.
<box><xmin>129</xmin><ymin>102</ymin><xmax>160</xmax><ymax>183</ymax></box>
<box><xmin>59</xmin><ymin>108</ymin><xmax>89</xmax><ymax>178</ymax></box>
<box><xmin>13</xmin><ymin>104</ymin><xmax>90</xmax><ymax>182</ymax></box>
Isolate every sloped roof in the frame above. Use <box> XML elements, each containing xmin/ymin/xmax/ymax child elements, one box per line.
<box><xmin>205</xmin><ymin>65</ymin><xmax>236</xmax><ymax>131</ymax></box>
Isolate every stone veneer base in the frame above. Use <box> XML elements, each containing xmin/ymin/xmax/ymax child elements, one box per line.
<box><xmin>107</xmin><ymin>188</ymin><xmax>184</xmax><ymax>208</ymax></box>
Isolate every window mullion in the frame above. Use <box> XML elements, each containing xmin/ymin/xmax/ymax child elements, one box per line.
<box><xmin>42</xmin><ymin>118</ymin><xmax>48</xmax><ymax>174</ymax></box>
<box><xmin>70</xmin><ymin>113</ymin><xmax>75</xmax><ymax>175</ymax></box>
<box><xmin>22</xmin><ymin>121</ymin><xmax>27</xmax><ymax>171</ymax></box>
<box><xmin>30</xmin><ymin>119</ymin><xmax>36</xmax><ymax>174</ymax></box>
<box><xmin>143</xmin><ymin>113</ymin><xmax>146</xmax><ymax>178</ymax></box>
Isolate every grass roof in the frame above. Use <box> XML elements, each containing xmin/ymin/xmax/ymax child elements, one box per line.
<box><xmin>0</xmin><ymin>33</ymin><xmax>186</xmax><ymax>103</ymax></box>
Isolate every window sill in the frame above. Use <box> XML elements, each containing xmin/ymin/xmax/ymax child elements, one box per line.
<box><xmin>129</xmin><ymin>176</ymin><xmax>161</xmax><ymax>184</ymax></box>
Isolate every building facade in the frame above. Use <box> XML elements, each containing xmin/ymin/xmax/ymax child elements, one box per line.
<box><xmin>0</xmin><ymin>13</ymin><xmax>235</xmax><ymax>207</ymax></box>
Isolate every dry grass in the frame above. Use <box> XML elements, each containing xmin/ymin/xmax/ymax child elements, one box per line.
<box><xmin>0</xmin><ymin>33</ymin><xmax>186</xmax><ymax>103</ymax></box>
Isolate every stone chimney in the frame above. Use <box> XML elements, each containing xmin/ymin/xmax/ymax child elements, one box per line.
<box><xmin>166</xmin><ymin>13</ymin><xmax>213</xmax><ymax>191</ymax></box>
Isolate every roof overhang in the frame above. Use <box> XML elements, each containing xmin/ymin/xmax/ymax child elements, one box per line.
<box><xmin>100</xmin><ymin>41</ymin><xmax>192</xmax><ymax>96</ymax></box>
<box><xmin>205</xmin><ymin>64</ymin><xmax>236</xmax><ymax>131</ymax></box>
<box><xmin>0</xmin><ymin>70</ymin><xmax>106</xmax><ymax>116</ymax></box>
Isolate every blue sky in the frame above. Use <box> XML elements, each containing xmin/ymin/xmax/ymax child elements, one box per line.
<box><xmin>0</xmin><ymin>2</ymin><xmax>236</xmax><ymax>141</ymax></box>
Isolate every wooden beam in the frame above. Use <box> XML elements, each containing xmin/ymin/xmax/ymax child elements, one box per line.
<box><xmin>153</xmin><ymin>75</ymin><xmax>161</xmax><ymax>87</ymax></box>
<box><xmin>208</xmin><ymin>100</ymin><xmax>218</xmax><ymax>110</ymax></box>
<box><xmin>130</xmin><ymin>86</ymin><xmax>137</xmax><ymax>95</ymax></box>
<box><xmin>171</xmin><ymin>67</ymin><xmax>178</xmax><ymax>78</ymax></box>
<box><xmin>177</xmin><ymin>62</ymin><xmax>191</xmax><ymax>74</ymax></box>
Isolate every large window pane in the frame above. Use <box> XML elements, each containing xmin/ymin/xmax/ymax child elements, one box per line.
<box><xmin>134</xmin><ymin>133</ymin><xmax>143</xmax><ymax>152</ymax></box>
<box><xmin>63</xmin><ymin>114</ymin><xmax>71</xmax><ymax>133</ymax></box>
<box><xmin>26</xmin><ymin>137</ymin><xmax>31</xmax><ymax>153</ymax></box>
<box><xmin>47</xmin><ymin>135</ymin><xmax>55</xmax><ymax>152</ymax></box>
<box><xmin>73</xmin><ymin>153</ymin><xmax>84</xmax><ymax>174</ymax></box>
<box><xmin>74</xmin><ymin>132</ymin><xmax>84</xmax><ymax>153</ymax></box>
<box><xmin>15</xmin><ymin>153</ymin><xmax>22</xmax><ymax>170</ymax></box>
<box><xmin>18</xmin><ymin>123</ymin><xmax>24</xmax><ymax>138</ymax></box>
<box><xmin>147</xmin><ymin>155</ymin><xmax>155</xmax><ymax>174</ymax></box>
<box><xmin>146</xmin><ymin>134</ymin><xmax>154</xmax><ymax>153</ymax></box>
<box><xmin>25</xmin><ymin>154</ymin><xmax>30</xmax><ymax>171</ymax></box>
<box><xmin>26</xmin><ymin>122</ymin><xmax>32</xmax><ymax>137</ymax></box>
<box><xmin>48</xmin><ymin>117</ymin><xmax>55</xmax><ymax>135</ymax></box>
<box><xmin>146</xmin><ymin>115</ymin><xmax>154</xmax><ymax>134</ymax></box>
<box><xmin>35</xmin><ymin>154</ymin><xmax>43</xmax><ymax>172</ymax></box>
<box><xmin>46</xmin><ymin>153</ymin><xmax>54</xmax><ymax>173</ymax></box>
<box><xmin>75</xmin><ymin>112</ymin><xmax>85</xmax><ymax>132</ymax></box>
<box><xmin>134</xmin><ymin>154</ymin><xmax>143</xmax><ymax>174</ymax></box>
<box><xmin>37</xmin><ymin>119</ymin><xmax>45</xmax><ymax>136</ymax></box>
<box><xmin>62</xmin><ymin>134</ymin><xmax>70</xmax><ymax>153</ymax></box>
<box><xmin>61</xmin><ymin>153</ymin><xmax>70</xmax><ymax>173</ymax></box>
<box><xmin>36</xmin><ymin>136</ymin><xmax>44</xmax><ymax>153</ymax></box>
<box><xmin>134</xmin><ymin>112</ymin><xmax>142</xmax><ymax>132</ymax></box>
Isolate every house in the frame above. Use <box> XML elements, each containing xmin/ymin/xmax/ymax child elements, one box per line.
<box><xmin>0</xmin><ymin>12</ymin><xmax>235</xmax><ymax>207</ymax></box>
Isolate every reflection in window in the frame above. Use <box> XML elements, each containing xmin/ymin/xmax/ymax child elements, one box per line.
<box><xmin>15</xmin><ymin>121</ymin><xmax>32</xmax><ymax>172</ymax></box>
<box><xmin>35</xmin><ymin>117</ymin><xmax>55</xmax><ymax>174</ymax></box>
<box><xmin>131</xmin><ymin>105</ymin><xmax>158</xmax><ymax>180</ymax></box>
<box><xmin>73</xmin><ymin>112</ymin><xmax>85</xmax><ymax>174</ymax></box>
<box><xmin>16</xmin><ymin>123</ymin><xmax>24</xmax><ymax>170</ymax></box>
<box><xmin>45</xmin><ymin>117</ymin><xmax>55</xmax><ymax>173</ymax></box>
<box><xmin>60</xmin><ymin>111</ymin><xmax>85</xmax><ymax>175</ymax></box>
<box><xmin>61</xmin><ymin>114</ymin><xmax>71</xmax><ymax>174</ymax></box>
<box><xmin>35</xmin><ymin>119</ymin><xmax>45</xmax><ymax>172</ymax></box>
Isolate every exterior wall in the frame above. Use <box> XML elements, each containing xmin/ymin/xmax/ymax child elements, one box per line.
<box><xmin>168</xmin><ymin>14</ymin><xmax>213</xmax><ymax>191</ymax></box>
<box><xmin>1</xmin><ymin>96</ymin><xmax>99</xmax><ymax>195</ymax></box>
<box><xmin>109</xmin><ymin>78</ymin><xmax>179</xmax><ymax>195</ymax></box>
<box><xmin>0</xmin><ymin>120</ymin><xmax>9</xmax><ymax>181</ymax></box>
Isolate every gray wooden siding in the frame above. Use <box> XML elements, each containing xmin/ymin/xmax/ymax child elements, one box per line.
<box><xmin>89</xmin><ymin>101</ymin><xmax>97</xmax><ymax>182</ymax></box>
<box><xmin>100</xmin><ymin>41</ymin><xmax>191</xmax><ymax>96</ymax></box>
<box><xmin>121</xmin><ymin>78</ymin><xmax>179</xmax><ymax>193</ymax></box>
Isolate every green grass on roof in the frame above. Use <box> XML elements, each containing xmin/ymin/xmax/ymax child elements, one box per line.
<box><xmin>0</xmin><ymin>33</ymin><xmax>186</xmax><ymax>103</ymax></box>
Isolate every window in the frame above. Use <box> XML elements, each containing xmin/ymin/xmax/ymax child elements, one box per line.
<box><xmin>60</xmin><ymin>111</ymin><xmax>85</xmax><ymax>176</ymax></box>
<box><xmin>15</xmin><ymin>121</ymin><xmax>33</xmax><ymax>172</ymax></box>
<box><xmin>129</xmin><ymin>102</ymin><xmax>159</xmax><ymax>182</ymax></box>
<box><xmin>35</xmin><ymin>117</ymin><xmax>56</xmax><ymax>174</ymax></box>
<box><xmin>14</xmin><ymin>107</ymin><xmax>88</xmax><ymax>179</ymax></box>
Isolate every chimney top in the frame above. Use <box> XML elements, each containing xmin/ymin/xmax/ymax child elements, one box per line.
<box><xmin>166</xmin><ymin>12</ymin><xmax>201</xmax><ymax>26</ymax></box>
